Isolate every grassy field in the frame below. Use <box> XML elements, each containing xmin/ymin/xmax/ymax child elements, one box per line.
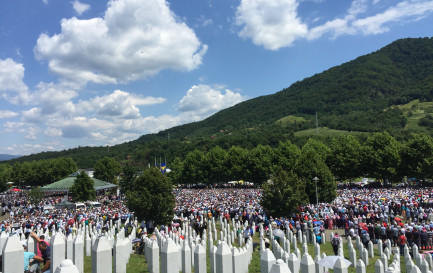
<box><xmin>292</xmin><ymin>99</ymin><xmax>433</xmax><ymax>137</ymax></box>
<box><xmin>81</xmin><ymin>226</ymin><xmax>411</xmax><ymax>273</ymax></box>
<box><xmin>293</xmin><ymin>127</ymin><xmax>368</xmax><ymax>137</ymax></box>
<box><xmin>275</xmin><ymin>115</ymin><xmax>309</xmax><ymax>126</ymax></box>
<box><xmin>389</xmin><ymin>99</ymin><xmax>433</xmax><ymax>132</ymax></box>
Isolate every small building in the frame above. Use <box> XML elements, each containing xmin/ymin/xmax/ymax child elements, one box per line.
<box><xmin>41</xmin><ymin>172</ymin><xmax>117</xmax><ymax>194</ymax></box>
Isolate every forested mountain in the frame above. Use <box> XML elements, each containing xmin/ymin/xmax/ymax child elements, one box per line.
<box><xmin>7</xmin><ymin>37</ymin><xmax>433</xmax><ymax>168</ymax></box>
<box><xmin>164</xmin><ymin>37</ymin><xmax>433</xmax><ymax>136</ymax></box>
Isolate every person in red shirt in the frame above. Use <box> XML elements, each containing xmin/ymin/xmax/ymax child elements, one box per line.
<box><xmin>398</xmin><ymin>231</ymin><xmax>406</xmax><ymax>256</ymax></box>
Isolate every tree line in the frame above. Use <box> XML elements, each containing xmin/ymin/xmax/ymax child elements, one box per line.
<box><xmin>167</xmin><ymin>132</ymin><xmax>433</xmax><ymax>194</ymax></box>
<box><xmin>3</xmin><ymin>132</ymin><xmax>433</xmax><ymax>204</ymax></box>
<box><xmin>0</xmin><ymin>156</ymin><xmax>122</xmax><ymax>192</ymax></box>
<box><xmin>160</xmin><ymin>131</ymin><xmax>433</xmax><ymax>217</ymax></box>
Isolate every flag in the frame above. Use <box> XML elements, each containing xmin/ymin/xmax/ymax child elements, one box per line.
<box><xmin>160</xmin><ymin>162</ymin><xmax>166</xmax><ymax>174</ymax></box>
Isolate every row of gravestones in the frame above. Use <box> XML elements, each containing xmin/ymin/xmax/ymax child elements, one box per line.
<box><xmin>138</xmin><ymin>216</ymin><xmax>324</xmax><ymax>273</ymax></box>
<box><xmin>138</xmin><ymin>215</ymin><xmax>320</xmax><ymax>273</ymax></box>
<box><xmin>138</xmin><ymin>214</ymin><xmax>325</xmax><ymax>273</ymax></box>
<box><xmin>1</xmin><ymin>222</ymin><xmax>135</xmax><ymax>273</ymax></box>
<box><xmin>259</xmin><ymin>228</ymin><xmax>433</xmax><ymax>273</ymax></box>
<box><xmin>142</xmin><ymin>223</ymin><xmax>254</xmax><ymax>273</ymax></box>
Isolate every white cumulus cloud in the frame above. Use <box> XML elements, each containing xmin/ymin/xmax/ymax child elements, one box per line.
<box><xmin>0</xmin><ymin>58</ymin><xmax>31</xmax><ymax>104</ymax></box>
<box><xmin>34</xmin><ymin>0</ymin><xmax>207</xmax><ymax>85</ymax></box>
<box><xmin>3</xmin><ymin>81</ymin><xmax>246</xmax><ymax>153</ymax></box>
<box><xmin>178</xmin><ymin>84</ymin><xmax>246</xmax><ymax>122</ymax></box>
<box><xmin>3</xmin><ymin>121</ymin><xmax>39</xmax><ymax>140</ymax></box>
<box><xmin>77</xmin><ymin>90</ymin><xmax>165</xmax><ymax>119</ymax></box>
<box><xmin>44</xmin><ymin>127</ymin><xmax>62</xmax><ymax>137</ymax></box>
<box><xmin>0</xmin><ymin>110</ymin><xmax>18</xmax><ymax>119</ymax></box>
<box><xmin>235</xmin><ymin>0</ymin><xmax>433</xmax><ymax>49</ymax></box>
<box><xmin>7</xmin><ymin>143</ymin><xmax>59</xmax><ymax>155</ymax></box>
<box><xmin>58</xmin><ymin>117</ymin><xmax>114</xmax><ymax>139</ymax></box>
<box><xmin>72</xmin><ymin>0</ymin><xmax>90</xmax><ymax>15</ymax></box>
<box><xmin>235</xmin><ymin>0</ymin><xmax>308</xmax><ymax>50</ymax></box>
<box><xmin>352</xmin><ymin>1</ymin><xmax>433</xmax><ymax>35</ymax></box>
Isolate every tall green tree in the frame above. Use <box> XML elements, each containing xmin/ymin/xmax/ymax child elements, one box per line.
<box><xmin>245</xmin><ymin>144</ymin><xmax>275</xmax><ymax>185</ymax></box>
<box><xmin>399</xmin><ymin>133</ymin><xmax>433</xmax><ymax>180</ymax></box>
<box><xmin>93</xmin><ymin>156</ymin><xmax>121</xmax><ymax>184</ymax></box>
<box><xmin>301</xmin><ymin>138</ymin><xmax>331</xmax><ymax>161</ymax></box>
<box><xmin>327</xmin><ymin>135</ymin><xmax>362</xmax><ymax>182</ymax></box>
<box><xmin>125</xmin><ymin>167</ymin><xmax>175</xmax><ymax>225</ymax></box>
<box><xmin>50</xmin><ymin>157</ymin><xmax>77</xmax><ymax>182</ymax></box>
<box><xmin>28</xmin><ymin>188</ymin><xmax>45</xmax><ymax>205</ymax></box>
<box><xmin>182</xmin><ymin>150</ymin><xmax>207</xmax><ymax>185</ymax></box>
<box><xmin>167</xmin><ymin>157</ymin><xmax>185</xmax><ymax>184</ymax></box>
<box><xmin>70</xmin><ymin>172</ymin><xmax>96</xmax><ymax>201</ymax></box>
<box><xmin>296</xmin><ymin>143</ymin><xmax>336</xmax><ymax>203</ymax></box>
<box><xmin>261</xmin><ymin>167</ymin><xmax>308</xmax><ymax>218</ymax></box>
<box><xmin>225</xmin><ymin>146</ymin><xmax>249</xmax><ymax>181</ymax></box>
<box><xmin>0</xmin><ymin>164</ymin><xmax>12</xmax><ymax>192</ymax></box>
<box><xmin>274</xmin><ymin>140</ymin><xmax>301</xmax><ymax>172</ymax></box>
<box><xmin>205</xmin><ymin>146</ymin><xmax>228</xmax><ymax>184</ymax></box>
<box><xmin>119</xmin><ymin>164</ymin><xmax>137</xmax><ymax>194</ymax></box>
<box><xmin>364</xmin><ymin>132</ymin><xmax>401</xmax><ymax>182</ymax></box>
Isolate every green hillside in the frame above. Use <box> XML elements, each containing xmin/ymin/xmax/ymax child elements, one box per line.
<box><xmin>176</xmin><ymin>37</ymin><xmax>433</xmax><ymax>134</ymax></box>
<box><xmin>7</xmin><ymin>37</ymin><xmax>433</xmax><ymax>167</ymax></box>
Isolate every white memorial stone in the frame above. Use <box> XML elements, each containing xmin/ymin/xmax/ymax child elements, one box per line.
<box><xmin>51</xmin><ymin>232</ymin><xmax>66</xmax><ymax>272</ymax></box>
<box><xmin>2</xmin><ymin>235</ymin><xmax>24</xmax><ymax>273</ymax></box>
<box><xmin>91</xmin><ymin>236</ymin><xmax>112</xmax><ymax>273</ymax></box>
<box><xmin>54</xmin><ymin>259</ymin><xmax>80</xmax><ymax>273</ymax></box>
<box><xmin>216</xmin><ymin>241</ymin><xmax>232</xmax><ymax>273</ymax></box>
<box><xmin>269</xmin><ymin>259</ymin><xmax>291</xmax><ymax>273</ymax></box>
<box><xmin>194</xmin><ymin>244</ymin><xmax>206</xmax><ymax>273</ymax></box>
<box><xmin>73</xmin><ymin>234</ymin><xmax>84</xmax><ymax>273</ymax></box>
<box><xmin>300</xmin><ymin>253</ymin><xmax>314</xmax><ymax>273</ymax></box>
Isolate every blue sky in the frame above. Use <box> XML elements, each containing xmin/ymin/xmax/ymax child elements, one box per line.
<box><xmin>1</xmin><ymin>0</ymin><xmax>433</xmax><ymax>156</ymax></box>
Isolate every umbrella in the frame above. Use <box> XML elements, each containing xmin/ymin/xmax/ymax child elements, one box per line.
<box><xmin>273</xmin><ymin>229</ymin><xmax>285</xmax><ymax>238</ymax></box>
<box><xmin>316</xmin><ymin>256</ymin><xmax>351</xmax><ymax>269</ymax></box>
<box><xmin>10</xmin><ymin>188</ymin><xmax>21</xmax><ymax>192</ymax></box>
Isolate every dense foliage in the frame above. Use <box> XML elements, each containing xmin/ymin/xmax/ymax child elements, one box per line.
<box><xmin>93</xmin><ymin>156</ymin><xmax>121</xmax><ymax>184</ymax></box>
<box><xmin>261</xmin><ymin>168</ymin><xmax>308</xmax><ymax>218</ymax></box>
<box><xmin>125</xmin><ymin>168</ymin><xmax>175</xmax><ymax>225</ymax></box>
<box><xmin>28</xmin><ymin>188</ymin><xmax>45</xmax><ymax>204</ymax></box>
<box><xmin>119</xmin><ymin>164</ymin><xmax>137</xmax><ymax>194</ymax></box>
<box><xmin>0</xmin><ymin>157</ymin><xmax>76</xmax><ymax>188</ymax></box>
<box><xmin>70</xmin><ymin>171</ymin><xmax>96</xmax><ymax>201</ymax></box>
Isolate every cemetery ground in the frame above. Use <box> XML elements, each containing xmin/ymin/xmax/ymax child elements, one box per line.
<box><xmin>80</xmin><ymin>223</ymin><xmax>412</xmax><ymax>273</ymax></box>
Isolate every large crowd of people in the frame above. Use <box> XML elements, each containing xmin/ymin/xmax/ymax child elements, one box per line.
<box><xmin>174</xmin><ymin>186</ymin><xmax>433</xmax><ymax>253</ymax></box>
<box><xmin>4</xmin><ymin>183</ymin><xmax>433</xmax><ymax>271</ymax></box>
<box><xmin>0</xmin><ymin>191</ymin><xmax>133</xmax><ymax>238</ymax></box>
